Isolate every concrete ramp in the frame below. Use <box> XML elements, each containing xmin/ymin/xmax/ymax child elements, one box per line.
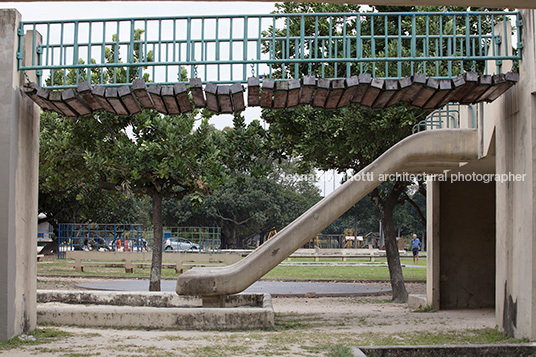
<box><xmin>176</xmin><ymin>129</ymin><xmax>479</xmax><ymax>297</ymax></box>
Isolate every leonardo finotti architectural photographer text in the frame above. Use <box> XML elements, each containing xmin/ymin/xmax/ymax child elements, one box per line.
<box><xmin>348</xmin><ymin>171</ymin><xmax>527</xmax><ymax>184</ymax></box>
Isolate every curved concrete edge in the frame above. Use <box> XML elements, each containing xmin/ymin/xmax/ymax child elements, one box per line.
<box><xmin>177</xmin><ymin>129</ymin><xmax>479</xmax><ymax>297</ymax></box>
<box><xmin>37</xmin><ymin>292</ymin><xmax>274</xmax><ymax>330</ymax></box>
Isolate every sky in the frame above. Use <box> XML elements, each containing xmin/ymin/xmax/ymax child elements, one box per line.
<box><xmin>3</xmin><ymin>2</ymin><xmax>278</xmax><ymax>21</ymax></box>
<box><xmin>3</xmin><ymin>1</ymin><xmax>344</xmax><ymax>195</ymax></box>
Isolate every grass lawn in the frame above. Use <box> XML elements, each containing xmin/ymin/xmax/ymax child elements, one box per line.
<box><xmin>38</xmin><ymin>256</ymin><xmax>426</xmax><ymax>281</ymax></box>
<box><xmin>264</xmin><ymin>265</ymin><xmax>425</xmax><ymax>281</ymax></box>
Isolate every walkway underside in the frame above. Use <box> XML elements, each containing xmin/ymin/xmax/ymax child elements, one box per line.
<box><xmin>24</xmin><ymin>72</ymin><xmax>518</xmax><ymax>116</ymax></box>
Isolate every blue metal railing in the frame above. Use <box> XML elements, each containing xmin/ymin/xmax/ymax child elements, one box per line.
<box><xmin>412</xmin><ymin>103</ymin><xmax>475</xmax><ymax>133</ymax></box>
<box><xmin>57</xmin><ymin>223</ymin><xmax>145</xmax><ymax>258</ymax></box>
<box><xmin>57</xmin><ymin>223</ymin><xmax>221</xmax><ymax>258</ymax></box>
<box><xmin>18</xmin><ymin>11</ymin><xmax>522</xmax><ymax>89</ymax></box>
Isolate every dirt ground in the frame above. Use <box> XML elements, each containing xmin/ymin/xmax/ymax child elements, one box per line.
<box><xmin>0</xmin><ymin>277</ymin><xmax>497</xmax><ymax>356</ymax></box>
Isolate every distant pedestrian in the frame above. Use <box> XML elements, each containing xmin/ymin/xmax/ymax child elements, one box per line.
<box><xmin>411</xmin><ymin>234</ymin><xmax>421</xmax><ymax>263</ymax></box>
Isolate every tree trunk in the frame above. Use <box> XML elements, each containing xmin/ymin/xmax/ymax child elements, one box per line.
<box><xmin>371</xmin><ymin>182</ymin><xmax>409</xmax><ymax>303</ymax></box>
<box><xmin>39</xmin><ymin>237</ymin><xmax>58</xmax><ymax>256</ymax></box>
<box><xmin>227</xmin><ymin>225</ymin><xmax>239</xmax><ymax>248</ymax></box>
<box><xmin>354</xmin><ymin>215</ymin><xmax>359</xmax><ymax>248</ymax></box>
<box><xmin>149</xmin><ymin>193</ymin><xmax>163</xmax><ymax>291</ymax></box>
<box><xmin>381</xmin><ymin>203</ymin><xmax>409</xmax><ymax>303</ymax></box>
<box><xmin>39</xmin><ymin>221</ymin><xmax>59</xmax><ymax>256</ymax></box>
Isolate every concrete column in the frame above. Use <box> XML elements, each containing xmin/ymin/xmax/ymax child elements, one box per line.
<box><xmin>0</xmin><ymin>9</ymin><xmax>40</xmax><ymax>342</ymax></box>
<box><xmin>426</xmin><ymin>179</ymin><xmax>440</xmax><ymax>310</ymax></box>
<box><xmin>493</xmin><ymin>9</ymin><xmax>536</xmax><ymax>339</ymax></box>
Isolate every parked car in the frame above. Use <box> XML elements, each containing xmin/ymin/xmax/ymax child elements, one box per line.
<box><xmin>163</xmin><ymin>237</ymin><xmax>200</xmax><ymax>251</ymax></box>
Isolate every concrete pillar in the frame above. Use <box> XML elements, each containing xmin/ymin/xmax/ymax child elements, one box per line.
<box><xmin>493</xmin><ymin>9</ymin><xmax>536</xmax><ymax>340</ymax></box>
<box><xmin>426</xmin><ymin>179</ymin><xmax>440</xmax><ymax>311</ymax></box>
<box><xmin>0</xmin><ymin>9</ymin><xmax>40</xmax><ymax>342</ymax></box>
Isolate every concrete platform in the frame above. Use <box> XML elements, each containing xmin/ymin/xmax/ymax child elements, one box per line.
<box><xmin>37</xmin><ymin>290</ymin><xmax>274</xmax><ymax>330</ymax></box>
<box><xmin>407</xmin><ymin>294</ymin><xmax>428</xmax><ymax>310</ymax></box>
<box><xmin>352</xmin><ymin>344</ymin><xmax>536</xmax><ymax>356</ymax></box>
<box><xmin>76</xmin><ymin>279</ymin><xmax>392</xmax><ymax>297</ymax></box>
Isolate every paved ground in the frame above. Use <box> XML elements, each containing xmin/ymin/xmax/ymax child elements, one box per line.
<box><xmin>77</xmin><ymin>279</ymin><xmax>392</xmax><ymax>297</ymax></box>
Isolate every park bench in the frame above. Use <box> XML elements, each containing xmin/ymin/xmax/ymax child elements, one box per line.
<box><xmin>65</xmin><ymin>251</ymin><xmax>242</xmax><ymax>274</ymax></box>
<box><xmin>288</xmin><ymin>248</ymin><xmax>387</xmax><ymax>262</ymax></box>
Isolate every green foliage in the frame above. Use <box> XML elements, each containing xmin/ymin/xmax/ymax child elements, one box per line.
<box><xmin>265</xmin><ymin>3</ymin><xmax>508</xmax><ymax>79</ymax></box>
<box><xmin>46</xmin><ymin>28</ymin><xmax>155</xmax><ymax>87</ymax></box>
<box><xmin>219</xmin><ymin>114</ymin><xmax>273</xmax><ymax>176</ymax></box>
<box><xmin>0</xmin><ymin>328</ymin><xmax>74</xmax><ymax>350</ymax></box>
<box><xmin>39</xmin><ymin>109</ymin><xmax>228</xmax><ymax>205</ymax></box>
<box><xmin>164</xmin><ymin>170</ymin><xmax>321</xmax><ymax>248</ymax></box>
<box><xmin>324</xmin><ymin>196</ymin><xmax>380</xmax><ymax>235</ymax></box>
<box><xmin>414</xmin><ymin>304</ymin><xmax>436</xmax><ymax>312</ymax></box>
<box><xmin>265</xmin><ymin>104</ymin><xmax>425</xmax><ymax>173</ymax></box>
<box><xmin>38</xmin><ymin>111</ymin><xmax>152</xmax><ymax>229</ymax></box>
<box><xmin>264</xmin><ymin>264</ymin><xmax>427</xmax><ymax>281</ymax></box>
<box><xmin>327</xmin><ymin>344</ymin><xmax>353</xmax><ymax>357</ymax></box>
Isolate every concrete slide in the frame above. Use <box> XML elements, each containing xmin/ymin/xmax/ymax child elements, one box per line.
<box><xmin>177</xmin><ymin>129</ymin><xmax>479</xmax><ymax>296</ymax></box>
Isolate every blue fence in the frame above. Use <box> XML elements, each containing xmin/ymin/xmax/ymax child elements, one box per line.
<box><xmin>57</xmin><ymin>223</ymin><xmax>220</xmax><ymax>258</ymax></box>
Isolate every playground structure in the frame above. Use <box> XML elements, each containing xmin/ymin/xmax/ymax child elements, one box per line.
<box><xmin>2</xmin><ymin>5</ymin><xmax>536</xmax><ymax>341</ymax></box>
<box><xmin>176</xmin><ymin>129</ymin><xmax>479</xmax><ymax>296</ymax></box>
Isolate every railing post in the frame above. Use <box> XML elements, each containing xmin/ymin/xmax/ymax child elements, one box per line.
<box><xmin>486</xmin><ymin>20</ymin><xmax>513</xmax><ymax>75</ymax></box>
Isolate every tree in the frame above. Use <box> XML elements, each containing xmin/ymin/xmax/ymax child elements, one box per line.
<box><xmin>263</xmin><ymin>2</ymin><xmax>499</xmax><ymax>301</ymax></box>
<box><xmin>163</xmin><ymin>157</ymin><xmax>322</xmax><ymax>248</ymax></box>
<box><xmin>40</xmin><ymin>107</ymin><xmax>227</xmax><ymax>291</ymax></box>
<box><xmin>264</xmin><ymin>102</ymin><xmax>423</xmax><ymax>301</ymax></box>
<box><xmin>39</xmin><ymin>27</ymin><xmax>237</xmax><ymax>290</ymax></box>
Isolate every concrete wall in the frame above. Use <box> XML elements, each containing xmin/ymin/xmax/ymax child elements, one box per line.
<box><xmin>0</xmin><ymin>9</ymin><xmax>40</xmax><ymax>342</ymax></box>
<box><xmin>427</xmin><ymin>9</ymin><xmax>536</xmax><ymax>339</ymax></box>
<box><xmin>427</xmin><ymin>180</ymin><xmax>496</xmax><ymax>310</ymax></box>
<box><xmin>490</xmin><ymin>9</ymin><xmax>536</xmax><ymax>340</ymax></box>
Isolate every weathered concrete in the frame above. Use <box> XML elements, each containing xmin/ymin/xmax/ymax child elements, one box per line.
<box><xmin>426</xmin><ymin>162</ymin><xmax>498</xmax><ymax>311</ymax></box>
<box><xmin>177</xmin><ymin>129</ymin><xmax>479</xmax><ymax>297</ymax></box>
<box><xmin>407</xmin><ymin>294</ymin><xmax>428</xmax><ymax>310</ymax></box>
<box><xmin>439</xmin><ymin>181</ymin><xmax>496</xmax><ymax>309</ymax></box>
<box><xmin>37</xmin><ymin>292</ymin><xmax>274</xmax><ymax>330</ymax></box>
<box><xmin>489</xmin><ymin>9</ymin><xmax>536</xmax><ymax>340</ymax></box>
<box><xmin>353</xmin><ymin>344</ymin><xmax>536</xmax><ymax>357</ymax></box>
<box><xmin>4</xmin><ymin>0</ymin><xmax>536</xmax><ymax>9</ymax></box>
<box><xmin>37</xmin><ymin>290</ymin><xmax>202</xmax><ymax>307</ymax></box>
<box><xmin>426</xmin><ymin>180</ymin><xmax>441</xmax><ymax>311</ymax></box>
<box><xmin>424</xmin><ymin>11</ymin><xmax>536</xmax><ymax>340</ymax></box>
<box><xmin>0</xmin><ymin>9</ymin><xmax>40</xmax><ymax>342</ymax></box>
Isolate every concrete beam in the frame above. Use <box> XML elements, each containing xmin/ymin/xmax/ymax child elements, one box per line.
<box><xmin>0</xmin><ymin>9</ymin><xmax>40</xmax><ymax>342</ymax></box>
<box><xmin>2</xmin><ymin>0</ymin><xmax>535</xmax><ymax>9</ymax></box>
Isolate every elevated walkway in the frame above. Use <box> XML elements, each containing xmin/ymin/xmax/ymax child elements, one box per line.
<box><xmin>23</xmin><ymin>71</ymin><xmax>519</xmax><ymax>115</ymax></box>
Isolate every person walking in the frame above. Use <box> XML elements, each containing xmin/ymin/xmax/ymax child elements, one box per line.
<box><xmin>411</xmin><ymin>234</ymin><xmax>421</xmax><ymax>264</ymax></box>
